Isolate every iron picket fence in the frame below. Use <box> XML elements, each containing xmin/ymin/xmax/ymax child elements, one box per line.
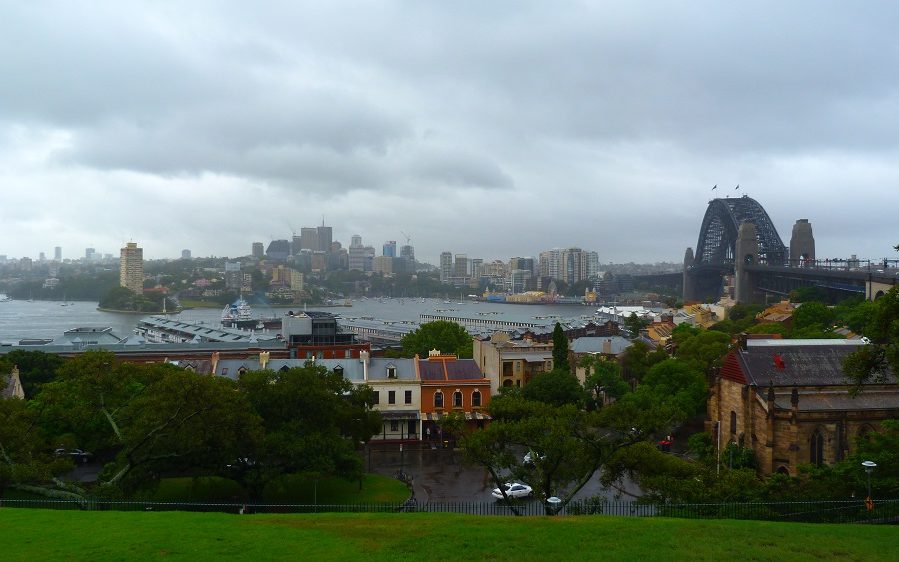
<box><xmin>0</xmin><ymin>497</ymin><xmax>896</xmax><ymax>524</ymax></box>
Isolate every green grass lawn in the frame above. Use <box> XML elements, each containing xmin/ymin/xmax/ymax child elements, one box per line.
<box><xmin>0</xmin><ymin>510</ymin><xmax>897</xmax><ymax>561</ymax></box>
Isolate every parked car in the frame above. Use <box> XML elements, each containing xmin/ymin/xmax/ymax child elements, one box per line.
<box><xmin>492</xmin><ymin>482</ymin><xmax>533</xmax><ymax>500</ymax></box>
<box><xmin>54</xmin><ymin>448</ymin><xmax>93</xmax><ymax>464</ymax></box>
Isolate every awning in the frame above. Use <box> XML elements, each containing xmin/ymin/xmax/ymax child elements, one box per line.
<box><xmin>379</xmin><ymin>410</ymin><xmax>420</xmax><ymax>420</ymax></box>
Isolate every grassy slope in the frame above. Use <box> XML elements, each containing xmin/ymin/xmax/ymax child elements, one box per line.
<box><xmin>1</xmin><ymin>511</ymin><xmax>898</xmax><ymax>561</ymax></box>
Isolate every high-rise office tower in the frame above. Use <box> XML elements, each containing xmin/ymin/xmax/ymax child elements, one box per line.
<box><xmin>383</xmin><ymin>241</ymin><xmax>397</xmax><ymax>257</ymax></box>
<box><xmin>316</xmin><ymin>225</ymin><xmax>332</xmax><ymax>253</ymax></box>
<box><xmin>300</xmin><ymin>228</ymin><xmax>318</xmax><ymax>251</ymax></box>
<box><xmin>54</xmin><ymin>246</ymin><xmax>62</xmax><ymax>261</ymax></box>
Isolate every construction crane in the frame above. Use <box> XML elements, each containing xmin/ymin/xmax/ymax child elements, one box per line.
<box><xmin>400</xmin><ymin>231</ymin><xmax>412</xmax><ymax>246</ymax></box>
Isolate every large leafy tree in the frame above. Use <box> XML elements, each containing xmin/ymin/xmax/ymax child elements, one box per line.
<box><xmin>791</xmin><ymin>301</ymin><xmax>835</xmax><ymax>336</ymax></box>
<box><xmin>236</xmin><ymin>363</ymin><xmax>381</xmax><ymax>499</ymax></box>
<box><xmin>672</xmin><ymin>328</ymin><xmax>730</xmax><ymax>374</ymax></box>
<box><xmin>580</xmin><ymin>356</ymin><xmax>629</xmax><ymax>409</ymax></box>
<box><xmin>103</xmin><ymin>368</ymin><xmax>263</xmax><ymax>495</ymax></box>
<box><xmin>521</xmin><ymin>369</ymin><xmax>586</xmax><ymax>408</ymax></box>
<box><xmin>843</xmin><ymin>286</ymin><xmax>899</xmax><ymax>393</ymax></box>
<box><xmin>400</xmin><ymin>320</ymin><xmax>473</xmax><ymax>358</ymax></box>
<box><xmin>462</xmin><ymin>395</ymin><xmax>646</xmax><ymax>514</ymax></box>
<box><xmin>0</xmin><ymin>350</ymin><xmax>65</xmax><ymax>398</ymax></box>
<box><xmin>461</xmin><ymin>354</ymin><xmax>701</xmax><ymax>514</ymax></box>
<box><xmin>34</xmin><ymin>351</ymin><xmax>156</xmax><ymax>453</ymax></box>
<box><xmin>620</xmin><ymin>340</ymin><xmax>667</xmax><ymax>384</ymax></box>
<box><xmin>0</xmin><ymin>397</ymin><xmax>70</xmax><ymax>497</ymax></box>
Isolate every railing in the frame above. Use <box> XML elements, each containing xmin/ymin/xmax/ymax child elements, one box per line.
<box><xmin>1</xmin><ymin>497</ymin><xmax>896</xmax><ymax>523</ymax></box>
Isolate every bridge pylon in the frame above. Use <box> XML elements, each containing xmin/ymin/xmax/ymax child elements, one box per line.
<box><xmin>734</xmin><ymin>221</ymin><xmax>759</xmax><ymax>303</ymax></box>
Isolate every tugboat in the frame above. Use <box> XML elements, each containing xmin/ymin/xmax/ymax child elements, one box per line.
<box><xmin>221</xmin><ymin>298</ymin><xmax>282</xmax><ymax>330</ymax></box>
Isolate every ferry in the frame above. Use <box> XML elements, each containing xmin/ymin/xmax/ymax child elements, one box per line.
<box><xmin>221</xmin><ymin>298</ymin><xmax>282</xmax><ymax>330</ymax></box>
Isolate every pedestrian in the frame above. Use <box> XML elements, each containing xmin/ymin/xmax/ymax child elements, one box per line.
<box><xmin>426</xmin><ymin>427</ymin><xmax>431</xmax><ymax>440</ymax></box>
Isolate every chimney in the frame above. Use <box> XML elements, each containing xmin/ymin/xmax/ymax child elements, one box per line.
<box><xmin>602</xmin><ymin>338</ymin><xmax>612</xmax><ymax>355</ymax></box>
<box><xmin>790</xmin><ymin>387</ymin><xmax>799</xmax><ymax>408</ymax></box>
<box><xmin>259</xmin><ymin>351</ymin><xmax>270</xmax><ymax>370</ymax></box>
<box><xmin>359</xmin><ymin>350</ymin><xmax>370</xmax><ymax>381</ymax></box>
<box><xmin>210</xmin><ymin>352</ymin><xmax>220</xmax><ymax>375</ymax></box>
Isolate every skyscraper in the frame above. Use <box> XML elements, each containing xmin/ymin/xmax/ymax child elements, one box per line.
<box><xmin>300</xmin><ymin>228</ymin><xmax>318</xmax><ymax>251</ymax></box>
<box><xmin>440</xmin><ymin>252</ymin><xmax>453</xmax><ymax>282</ymax></box>
<box><xmin>252</xmin><ymin>242</ymin><xmax>264</xmax><ymax>259</ymax></box>
<box><xmin>316</xmin><ymin>225</ymin><xmax>332</xmax><ymax>253</ymax></box>
<box><xmin>383</xmin><ymin>240</ymin><xmax>397</xmax><ymax>257</ymax></box>
<box><xmin>119</xmin><ymin>242</ymin><xmax>144</xmax><ymax>295</ymax></box>
<box><xmin>454</xmin><ymin>254</ymin><xmax>469</xmax><ymax>278</ymax></box>
<box><xmin>54</xmin><ymin>246</ymin><xmax>62</xmax><ymax>261</ymax></box>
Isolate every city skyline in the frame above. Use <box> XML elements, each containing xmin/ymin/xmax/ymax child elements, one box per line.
<box><xmin>2</xmin><ymin>3</ymin><xmax>899</xmax><ymax>263</ymax></box>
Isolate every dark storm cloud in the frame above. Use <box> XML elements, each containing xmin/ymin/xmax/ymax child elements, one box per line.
<box><xmin>1</xmin><ymin>1</ymin><xmax>898</xmax><ymax>261</ymax></box>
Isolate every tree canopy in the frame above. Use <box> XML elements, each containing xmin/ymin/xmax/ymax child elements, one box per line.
<box><xmin>5</xmin><ymin>350</ymin><xmax>381</xmax><ymax>501</ymax></box>
<box><xmin>400</xmin><ymin>320</ymin><xmax>473</xmax><ymax>358</ymax></box>
<box><xmin>843</xmin><ymin>286</ymin><xmax>899</xmax><ymax>393</ymax></box>
<box><xmin>551</xmin><ymin>323</ymin><xmax>570</xmax><ymax>372</ymax></box>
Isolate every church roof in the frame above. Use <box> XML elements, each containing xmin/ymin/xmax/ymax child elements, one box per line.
<box><xmin>724</xmin><ymin>339</ymin><xmax>896</xmax><ymax>388</ymax></box>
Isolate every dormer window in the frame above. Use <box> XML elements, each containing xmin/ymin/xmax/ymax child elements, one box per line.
<box><xmin>280</xmin><ymin>365</ymin><xmax>290</xmax><ymax>373</ymax></box>
<box><xmin>386</xmin><ymin>364</ymin><xmax>397</xmax><ymax>379</ymax></box>
<box><xmin>334</xmin><ymin>365</ymin><xmax>344</xmax><ymax>376</ymax></box>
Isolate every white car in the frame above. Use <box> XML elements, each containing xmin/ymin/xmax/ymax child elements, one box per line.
<box><xmin>492</xmin><ymin>482</ymin><xmax>533</xmax><ymax>500</ymax></box>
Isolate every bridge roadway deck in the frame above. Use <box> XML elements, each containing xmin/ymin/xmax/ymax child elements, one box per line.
<box><xmin>745</xmin><ymin>263</ymin><xmax>898</xmax><ymax>284</ymax></box>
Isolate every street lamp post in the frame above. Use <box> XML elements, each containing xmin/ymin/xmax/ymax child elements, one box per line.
<box><xmin>862</xmin><ymin>460</ymin><xmax>877</xmax><ymax>512</ymax></box>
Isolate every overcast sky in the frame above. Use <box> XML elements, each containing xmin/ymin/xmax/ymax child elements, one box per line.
<box><xmin>2</xmin><ymin>1</ymin><xmax>897</xmax><ymax>264</ymax></box>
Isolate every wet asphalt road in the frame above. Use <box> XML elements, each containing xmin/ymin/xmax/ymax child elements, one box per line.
<box><xmin>366</xmin><ymin>444</ymin><xmax>641</xmax><ymax>504</ymax></box>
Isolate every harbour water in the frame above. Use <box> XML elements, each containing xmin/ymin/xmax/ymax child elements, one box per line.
<box><xmin>0</xmin><ymin>297</ymin><xmax>602</xmax><ymax>342</ymax></box>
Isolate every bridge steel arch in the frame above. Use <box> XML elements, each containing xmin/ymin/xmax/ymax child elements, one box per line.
<box><xmin>694</xmin><ymin>196</ymin><xmax>787</xmax><ymax>268</ymax></box>
<box><xmin>686</xmin><ymin>196</ymin><xmax>787</xmax><ymax>302</ymax></box>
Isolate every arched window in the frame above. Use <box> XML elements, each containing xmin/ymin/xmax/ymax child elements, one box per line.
<box><xmin>434</xmin><ymin>391</ymin><xmax>444</xmax><ymax>408</ymax></box>
<box><xmin>730</xmin><ymin>411</ymin><xmax>737</xmax><ymax>435</ymax></box>
<box><xmin>453</xmin><ymin>391</ymin><xmax>463</xmax><ymax>408</ymax></box>
<box><xmin>810</xmin><ymin>429</ymin><xmax>825</xmax><ymax>465</ymax></box>
<box><xmin>776</xmin><ymin>466</ymin><xmax>790</xmax><ymax>475</ymax></box>
<box><xmin>472</xmin><ymin>390</ymin><xmax>482</xmax><ymax>407</ymax></box>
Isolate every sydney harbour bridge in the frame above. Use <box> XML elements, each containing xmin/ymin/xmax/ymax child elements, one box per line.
<box><xmin>683</xmin><ymin>195</ymin><xmax>897</xmax><ymax>304</ymax></box>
